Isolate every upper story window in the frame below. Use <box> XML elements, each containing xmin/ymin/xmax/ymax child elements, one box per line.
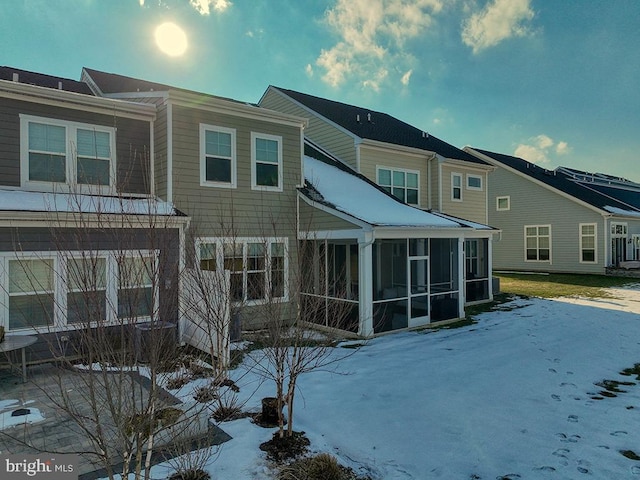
<box><xmin>200</xmin><ymin>124</ymin><xmax>236</xmax><ymax>188</ymax></box>
<box><xmin>451</xmin><ymin>173</ymin><xmax>462</xmax><ymax>201</ymax></box>
<box><xmin>496</xmin><ymin>196</ymin><xmax>510</xmax><ymax>211</ymax></box>
<box><xmin>466</xmin><ymin>174</ymin><xmax>483</xmax><ymax>191</ymax></box>
<box><xmin>20</xmin><ymin>114</ymin><xmax>116</xmax><ymax>193</ymax></box>
<box><xmin>251</xmin><ymin>132</ymin><xmax>283</xmax><ymax>192</ymax></box>
<box><xmin>377</xmin><ymin>167</ymin><xmax>419</xmax><ymax>206</ymax></box>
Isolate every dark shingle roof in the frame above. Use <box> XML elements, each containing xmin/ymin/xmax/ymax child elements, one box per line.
<box><xmin>273</xmin><ymin>86</ymin><xmax>488</xmax><ymax>165</ymax></box>
<box><xmin>473</xmin><ymin>148</ymin><xmax>640</xmax><ymax>214</ymax></box>
<box><xmin>0</xmin><ymin>66</ymin><xmax>94</xmax><ymax>95</ymax></box>
<box><xmin>82</xmin><ymin>68</ymin><xmax>254</xmax><ymax>107</ymax></box>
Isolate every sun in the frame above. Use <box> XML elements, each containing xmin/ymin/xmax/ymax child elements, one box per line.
<box><xmin>155</xmin><ymin>22</ymin><xmax>188</xmax><ymax>57</ymax></box>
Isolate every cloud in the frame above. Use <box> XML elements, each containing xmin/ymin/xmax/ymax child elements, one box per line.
<box><xmin>316</xmin><ymin>0</ymin><xmax>443</xmax><ymax>89</ymax></box>
<box><xmin>401</xmin><ymin>69</ymin><xmax>412</xmax><ymax>86</ymax></box>
<box><xmin>189</xmin><ymin>0</ymin><xmax>232</xmax><ymax>15</ymax></box>
<box><xmin>461</xmin><ymin>0</ymin><xmax>534</xmax><ymax>54</ymax></box>
<box><xmin>305</xmin><ymin>64</ymin><xmax>314</xmax><ymax>77</ymax></box>
<box><xmin>514</xmin><ymin>134</ymin><xmax>570</xmax><ymax>165</ymax></box>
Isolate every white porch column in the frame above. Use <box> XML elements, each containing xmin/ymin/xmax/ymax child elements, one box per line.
<box><xmin>458</xmin><ymin>237</ymin><xmax>465</xmax><ymax>318</ymax></box>
<box><xmin>359</xmin><ymin>233</ymin><xmax>374</xmax><ymax>337</ymax></box>
<box><xmin>488</xmin><ymin>236</ymin><xmax>494</xmax><ymax>300</ymax></box>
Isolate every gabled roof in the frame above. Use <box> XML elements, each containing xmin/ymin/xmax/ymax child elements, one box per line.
<box><xmin>0</xmin><ymin>66</ymin><xmax>94</xmax><ymax>95</ymax></box>
<box><xmin>271</xmin><ymin>86</ymin><xmax>489</xmax><ymax>166</ymax></box>
<box><xmin>302</xmin><ymin>141</ymin><xmax>493</xmax><ymax>230</ymax></box>
<box><xmin>468</xmin><ymin>148</ymin><xmax>640</xmax><ymax>216</ymax></box>
<box><xmin>82</xmin><ymin>67</ymin><xmax>252</xmax><ymax>107</ymax></box>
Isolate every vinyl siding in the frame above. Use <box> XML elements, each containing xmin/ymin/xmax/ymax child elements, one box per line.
<box><xmin>358</xmin><ymin>144</ymin><xmax>430</xmax><ymax>209</ymax></box>
<box><xmin>0</xmin><ymin>97</ymin><xmax>152</xmax><ymax>194</ymax></box>
<box><xmin>488</xmin><ymin>166</ymin><xmax>606</xmax><ymax>274</ymax></box>
<box><xmin>440</xmin><ymin>163</ymin><xmax>488</xmax><ymax>224</ymax></box>
<box><xmin>169</xmin><ymin>103</ymin><xmax>302</xmax><ymax>330</ymax></box>
<box><xmin>260</xmin><ymin>89</ymin><xmax>358</xmax><ymax>170</ymax></box>
<box><xmin>299</xmin><ymin>200</ymin><xmax>362</xmax><ymax>232</ymax></box>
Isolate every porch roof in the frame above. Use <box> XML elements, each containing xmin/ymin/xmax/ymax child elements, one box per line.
<box><xmin>0</xmin><ymin>189</ymin><xmax>181</xmax><ymax>217</ymax></box>
<box><xmin>303</xmin><ymin>155</ymin><xmax>490</xmax><ymax>229</ymax></box>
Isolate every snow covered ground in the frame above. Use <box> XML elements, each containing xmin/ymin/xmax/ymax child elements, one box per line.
<box><xmin>152</xmin><ymin>286</ymin><xmax>640</xmax><ymax>479</ymax></box>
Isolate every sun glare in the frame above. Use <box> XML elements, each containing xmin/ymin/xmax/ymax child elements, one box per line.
<box><xmin>155</xmin><ymin>22</ymin><xmax>188</xmax><ymax>57</ymax></box>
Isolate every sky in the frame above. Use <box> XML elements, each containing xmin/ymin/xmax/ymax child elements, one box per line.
<box><xmin>2</xmin><ymin>0</ymin><xmax>639</xmax><ymax>182</ymax></box>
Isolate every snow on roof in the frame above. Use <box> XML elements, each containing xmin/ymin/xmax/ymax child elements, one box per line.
<box><xmin>604</xmin><ymin>206</ymin><xmax>640</xmax><ymax>218</ymax></box>
<box><xmin>0</xmin><ymin>189</ymin><xmax>177</xmax><ymax>216</ymax></box>
<box><xmin>303</xmin><ymin>156</ymin><xmax>463</xmax><ymax>228</ymax></box>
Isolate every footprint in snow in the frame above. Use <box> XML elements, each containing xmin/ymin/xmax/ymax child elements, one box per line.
<box><xmin>632</xmin><ymin>465</ymin><xmax>640</xmax><ymax>475</ymax></box>
<box><xmin>534</xmin><ymin>466</ymin><xmax>556</xmax><ymax>472</ymax></box>
<box><xmin>549</xmin><ymin>368</ymin><xmax>557</xmax><ymax>373</ymax></box>
<box><xmin>551</xmin><ymin>394</ymin><xmax>561</xmax><ymax>401</ymax></box>
<box><xmin>568</xmin><ymin>415</ymin><xmax>579</xmax><ymax>423</ymax></box>
<box><xmin>553</xmin><ymin>448</ymin><xmax>570</xmax><ymax>458</ymax></box>
<box><xmin>556</xmin><ymin>433</ymin><xmax>581</xmax><ymax>443</ymax></box>
<box><xmin>610</xmin><ymin>430</ymin><xmax>628</xmax><ymax>437</ymax></box>
<box><xmin>561</xmin><ymin>382</ymin><xmax>577</xmax><ymax>388</ymax></box>
<box><xmin>577</xmin><ymin>459</ymin><xmax>591</xmax><ymax>474</ymax></box>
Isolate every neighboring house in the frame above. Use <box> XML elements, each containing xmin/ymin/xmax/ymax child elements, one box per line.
<box><xmin>82</xmin><ymin>68</ymin><xmax>308</xmax><ymax>331</ymax></box>
<box><xmin>0</xmin><ymin>67</ymin><xmax>188</xmax><ymax>360</ymax></box>
<box><xmin>465</xmin><ymin>147</ymin><xmax>640</xmax><ymax>274</ymax></box>
<box><xmin>301</xmin><ymin>141</ymin><xmax>496</xmax><ymax>336</ymax></box>
<box><xmin>259</xmin><ymin>86</ymin><xmax>495</xmax><ymax>225</ymax></box>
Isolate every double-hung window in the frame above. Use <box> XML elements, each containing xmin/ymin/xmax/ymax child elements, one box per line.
<box><xmin>377</xmin><ymin>167</ymin><xmax>419</xmax><ymax>206</ymax></box>
<box><xmin>1</xmin><ymin>251</ymin><xmax>158</xmax><ymax>332</ymax></box>
<box><xmin>21</xmin><ymin>115</ymin><xmax>116</xmax><ymax>192</ymax></box>
<box><xmin>251</xmin><ymin>133</ymin><xmax>283</xmax><ymax>191</ymax></box>
<box><xmin>197</xmin><ymin>238</ymin><xmax>288</xmax><ymax>304</ymax></box>
<box><xmin>525</xmin><ymin>225</ymin><xmax>551</xmax><ymax>262</ymax></box>
<box><xmin>7</xmin><ymin>258</ymin><xmax>55</xmax><ymax>330</ymax></box>
<box><xmin>452</xmin><ymin>173</ymin><xmax>462</xmax><ymax>201</ymax></box>
<box><xmin>118</xmin><ymin>255</ymin><xmax>155</xmax><ymax>319</ymax></box>
<box><xmin>200</xmin><ymin>124</ymin><xmax>236</xmax><ymax>188</ymax></box>
<box><xmin>579</xmin><ymin>224</ymin><xmax>597</xmax><ymax>263</ymax></box>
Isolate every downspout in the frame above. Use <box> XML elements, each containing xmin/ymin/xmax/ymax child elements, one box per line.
<box><xmin>358</xmin><ymin>230</ymin><xmax>375</xmax><ymax>337</ymax></box>
<box><xmin>427</xmin><ymin>153</ymin><xmax>436</xmax><ymax>211</ymax></box>
<box><xmin>438</xmin><ymin>157</ymin><xmax>443</xmax><ymax>213</ymax></box>
<box><xmin>166</xmin><ymin>100</ymin><xmax>173</xmax><ymax>203</ymax></box>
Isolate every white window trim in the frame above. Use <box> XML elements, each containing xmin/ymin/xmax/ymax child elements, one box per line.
<box><xmin>0</xmin><ymin>250</ymin><xmax>158</xmax><ymax>333</ymax></box>
<box><xmin>20</xmin><ymin>114</ymin><xmax>117</xmax><ymax>194</ymax></box>
<box><xmin>251</xmin><ymin>132</ymin><xmax>283</xmax><ymax>192</ymax></box>
<box><xmin>496</xmin><ymin>196</ymin><xmax>511</xmax><ymax>211</ymax></box>
<box><xmin>524</xmin><ymin>225</ymin><xmax>552</xmax><ymax>263</ymax></box>
<box><xmin>199</xmin><ymin>123</ymin><xmax>237</xmax><ymax>189</ymax></box>
<box><xmin>451</xmin><ymin>172</ymin><xmax>463</xmax><ymax>202</ymax></box>
<box><xmin>579</xmin><ymin>223</ymin><xmax>598</xmax><ymax>264</ymax></box>
<box><xmin>196</xmin><ymin>237</ymin><xmax>289</xmax><ymax>306</ymax></box>
<box><xmin>376</xmin><ymin>166</ymin><xmax>420</xmax><ymax>206</ymax></box>
<box><xmin>466</xmin><ymin>174</ymin><xmax>483</xmax><ymax>191</ymax></box>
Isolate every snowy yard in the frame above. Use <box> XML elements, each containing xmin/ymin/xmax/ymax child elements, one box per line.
<box><xmin>154</xmin><ymin>287</ymin><xmax>640</xmax><ymax>480</ymax></box>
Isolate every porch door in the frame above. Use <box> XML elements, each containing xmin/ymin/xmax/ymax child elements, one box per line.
<box><xmin>633</xmin><ymin>235</ymin><xmax>640</xmax><ymax>261</ymax></box>
<box><xmin>409</xmin><ymin>256</ymin><xmax>429</xmax><ymax>327</ymax></box>
<box><xmin>611</xmin><ymin>238</ymin><xmax>627</xmax><ymax>266</ymax></box>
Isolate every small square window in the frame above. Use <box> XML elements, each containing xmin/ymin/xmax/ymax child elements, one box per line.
<box><xmin>496</xmin><ymin>196</ymin><xmax>510</xmax><ymax>211</ymax></box>
<box><xmin>467</xmin><ymin>175</ymin><xmax>482</xmax><ymax>190</ymax></box>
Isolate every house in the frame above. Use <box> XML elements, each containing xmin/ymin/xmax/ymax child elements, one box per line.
<box><xmin>465</xmin><ymin>147</ymin><xmax>640</xmax><ymax>274</ymax></box>
<box><xmin>0</xmin><ymin>67</ymin><xmax>188</xmax><ymax>360</ymax></box>
<box><xmin>259</xmin><ymin>86</ymin><xmax>495</xmax><ymax>225</ymax></box>
<box><xmin>300</xmin><ymin>140</ymin><xmax>496</xmax><ymax>335</ymax></box>
<box><xmin>81</xmin><ymin>68</ymin><xmax>308</xmax><ymax>332</ymax></box>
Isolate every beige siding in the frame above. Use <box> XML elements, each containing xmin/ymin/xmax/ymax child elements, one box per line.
<box><xmin>439</xmin><ymin>163</ymin><xmax>488</xmax><ymax>224</ymax></box>
<box><xmin>260</xmin><ymin>89</ymin><xmax>358</xmax><ymax>170</ymax></box>
<box><xmin>170</xmin><ymin>104</ymin><xmax>302</xmax><ymax>329</ymax></box>
<box><xmin>299</xmin><ymin>201</ymin><xmax>362</xmax><ymax>232</ymax></box>
<box><xmin>488</xmin><ymin>166</ymin><xmax>606</xmax><ymax>274</ymax></box>
<box><xmin>358</xmin><ymin>145</ymin><xmax>431</xmax><ymax>209</ymax></box>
